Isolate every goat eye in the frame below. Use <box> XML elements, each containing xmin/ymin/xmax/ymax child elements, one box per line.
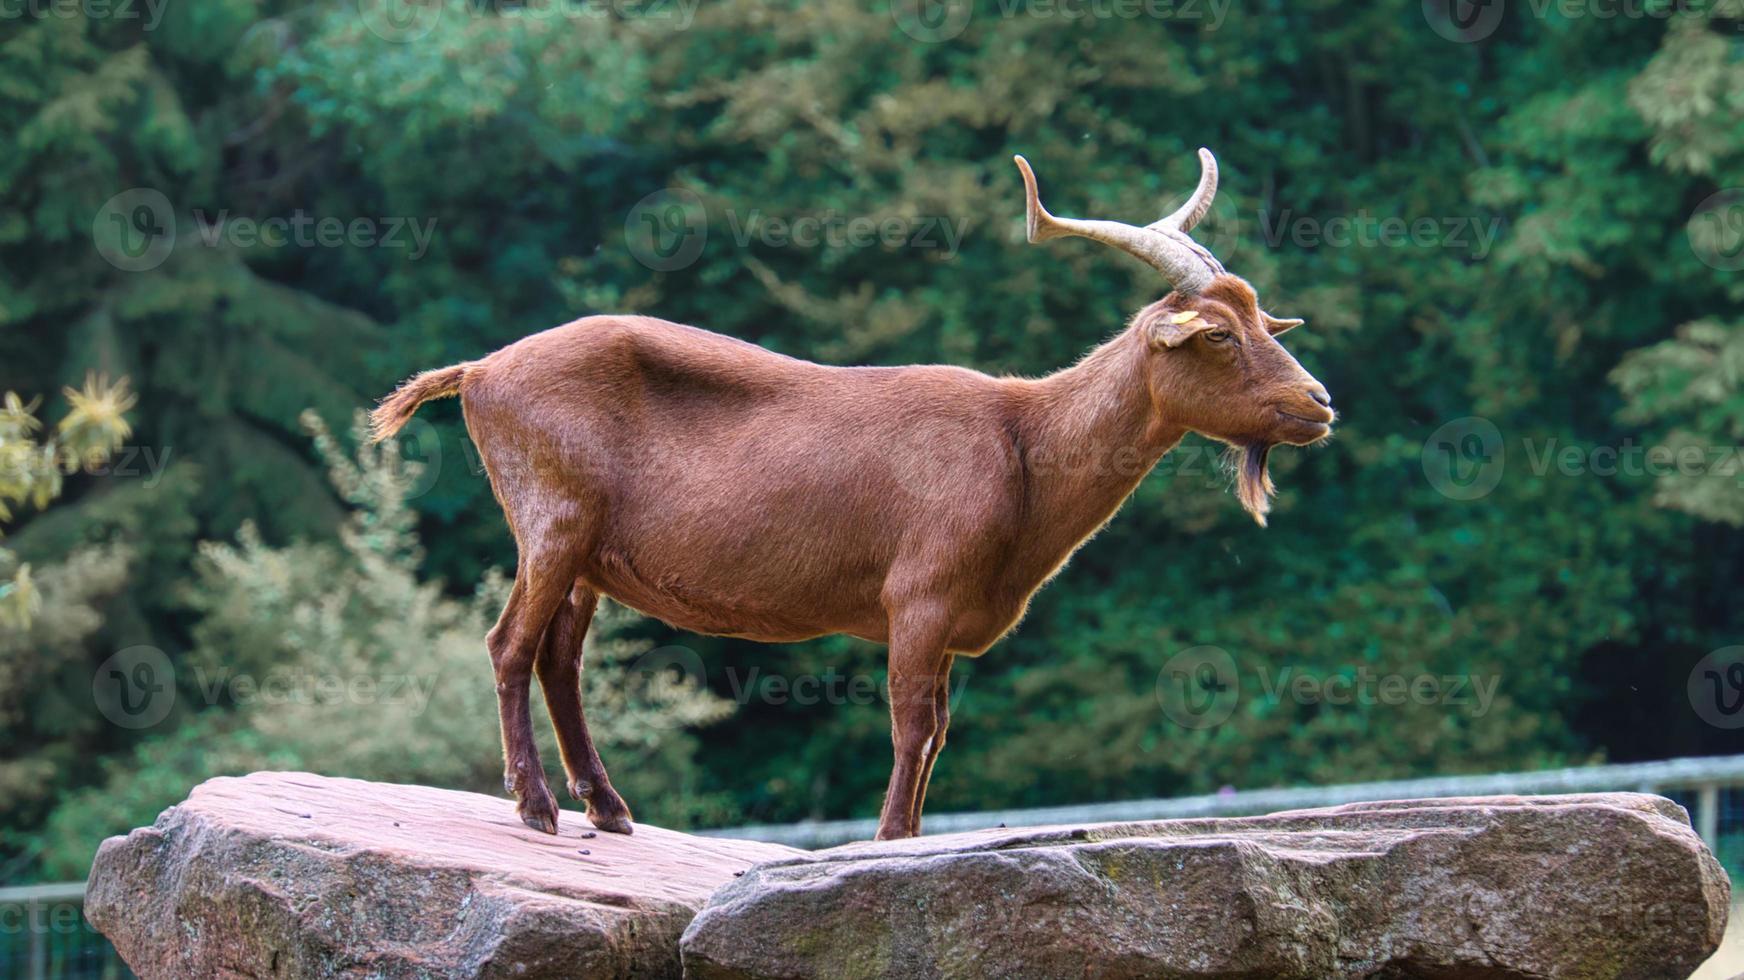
<box><xmin>1205</xmin><ymin>329</ymin><xmax>1232</xmax><ymax>343</ymax></box>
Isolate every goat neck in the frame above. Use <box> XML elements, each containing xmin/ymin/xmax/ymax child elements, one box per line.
<box><xmin>1013</xmin><ymin>324</ymin><xmax>1185</xmax><ymax>564</ymax></box>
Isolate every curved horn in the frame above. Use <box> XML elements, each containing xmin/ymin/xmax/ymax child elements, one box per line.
<box><xmin>1013</xmin><ymin>149</ymin><xmax>1226</xmax><ymax>295</ymax></box>
<box><xmin>1149</xmin><ymin>147</ymin><xmax>1218</xmax><ymax>235</ymax></box>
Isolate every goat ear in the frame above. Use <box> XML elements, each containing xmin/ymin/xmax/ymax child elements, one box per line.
<box><xmin>1150</xmin><ymin>309</ymin><xmax>1214</xmax><ymax>348</ymax></box>
<box><xmin>1263</xmin><ymin>311</ymin><xmax>1305</xmax><ymax>336</ymax></box>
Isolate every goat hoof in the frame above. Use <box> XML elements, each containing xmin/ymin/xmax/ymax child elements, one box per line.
<box><xmin>520</xmin><ymin>809</ymin><xmax>559</xmax><ymax>835</ymax></box>
<box><xmin>586</xmin><ymin>792</ymin><xmax>634</xmax><ymax>835</ymax></box>
<box><xmin>516</xmin><ymin>785</ymin><xmax>561</xmax><ymax>835</ymax></box>
<box><xmin>587</xmin><ymin>810</ymin><xmax>634</xmax><ymax>835</ymax></box>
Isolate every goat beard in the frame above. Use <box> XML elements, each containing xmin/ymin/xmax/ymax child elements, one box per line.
<box><xmin>1225</xmin><ymin>443</ymin><xmax>1276</xmax><ymax>527</ymax></box>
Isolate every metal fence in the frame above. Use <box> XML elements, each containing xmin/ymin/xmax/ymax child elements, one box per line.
<box><xmin>4</xmin><ymin>754</ymin><xmax>1740</xmax><ymax>979</ymax></box>
<box><xmin>0</xmin><ymin>883</ymin><xmax>130</xmax><ymax>980</ymax></box>
<box><xmin>706</xmin><ymin>753</ymin><xmax>1744</xmax><ymax>867</ymax></box>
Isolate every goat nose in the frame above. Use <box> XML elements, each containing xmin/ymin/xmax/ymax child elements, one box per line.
<box><xmin>1307</xmin><ymin>384</ymin><xmax>1332</xmax><ymax>408</ymax></box>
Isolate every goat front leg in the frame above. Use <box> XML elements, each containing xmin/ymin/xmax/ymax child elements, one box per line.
<box><xmin>876</xmin><ymin>608</ymin><xmax>953</xmax><ymax>841</ymax></box>
<box><xmin>487</xmin><ymin>555</ymin><xmax>576</xmax><ymax>834</ymax></box>
<box><xmin>534</xmin><ymin>584</ymin><xmax>634</xmax><ymax>834</ymax></box>
<box><xmin>908</xmin><ymin>658</ymin><xmax>955</xmax><ymax>835</ymax></box>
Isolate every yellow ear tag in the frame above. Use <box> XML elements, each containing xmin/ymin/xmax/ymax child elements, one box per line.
<box><xmin>1169</xmin><ymin>310</ymin><xmax>1200</xmax><ymax>324</ymax></box>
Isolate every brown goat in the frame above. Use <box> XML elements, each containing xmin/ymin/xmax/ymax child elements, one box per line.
<box><xmin>370</xmin><ymin>151</ymin><xmax>1333</xmax><ymax>840</ymax></box>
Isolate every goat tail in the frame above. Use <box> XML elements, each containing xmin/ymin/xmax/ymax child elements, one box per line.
<box><xmin>369</xmin><ymin>362</ymin><xmax>472</xmax><ymax>443</ymax></box>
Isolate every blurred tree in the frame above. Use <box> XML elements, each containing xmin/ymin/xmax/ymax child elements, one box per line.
<box><xmin>2</xmin><ymin>0</ymin><xmax>1741</xmax><ymax>876</ymax></box>
<box><xmin>0</xmin><ymin>375</ymin><xmax>136</xmax><ymax>627</ymax></box>
<box><xmin>0</xmin><ymin>375</ymin><xmax>142</xmax><ymax>879</ymax></box>
<box><xmin>1613</xmin><ymin>318</ymin><xmax>1744</xmax><ymax>527</ymax></box>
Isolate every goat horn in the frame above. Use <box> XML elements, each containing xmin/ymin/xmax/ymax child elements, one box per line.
<box><xmin>1148</xmin><ymin>147</ymin><xmax>1218</xmax><ymax>235</ymax></box>
<box><xmin>1013</xmin><ymin>150</ymin><xmax>1226</xmax><ymax>295</ymax></box>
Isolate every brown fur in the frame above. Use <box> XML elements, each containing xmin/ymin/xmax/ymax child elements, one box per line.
<box><xmin>370</xmin><ymin>273</ymin><xmax>1332</xmax><ymax>840</ymax></box>
<box><xmin>370</xmin><ymin>363</ymin><xmax>471</xmax><ymax>442</ymax></box>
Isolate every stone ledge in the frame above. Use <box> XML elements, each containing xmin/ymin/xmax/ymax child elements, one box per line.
<box><xmin>84</xmin><ymin>772</ymin><xmax>800</xmax><ymax>979</ymax></box>
<box><xmin>84</xmin><ymin>777</ymin><xmax>1731</xmax><ymax>980</ymax></box>
<box><xmin>681</xmin><ymin>793</ymin><xmax>1731</xmax><ymax>980</ymax></box>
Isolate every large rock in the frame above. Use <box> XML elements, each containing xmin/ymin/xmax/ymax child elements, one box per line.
<box><xmin>84</xmin><ymin>771</ymin><xmax>801</xmax><ymax>979</ymax></box>
<box><xmin>681</xmin><ymin>794</ymin><xmax>1731</xmax><ymax>980</ymax></box>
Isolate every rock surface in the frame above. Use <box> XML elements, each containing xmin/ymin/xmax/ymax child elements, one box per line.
<box><xmin>84</xmin><ymin>771</ymin><xmax>801</xmax><ymax>979</ymax></box>
<box><xmin>681</xmin><ymin>793</ymin><xmax>1731</xmax><ymax>980</ymax></box>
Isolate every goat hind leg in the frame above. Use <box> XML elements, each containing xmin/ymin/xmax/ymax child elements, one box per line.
<box><xmin>488</xmin><ymin>554</ymin><xmax>577</xmax><ymax>834</ymax></box>
<box><xmin>535</xmin><ymin>584</ymin><xmax>634</xmax><ymax>835</ymax></box>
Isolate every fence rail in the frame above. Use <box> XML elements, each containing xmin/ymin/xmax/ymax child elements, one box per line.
<box><xmin>0</xmin><ymin>882</ymin><xmax>129</xmax><ymax>980</ymax></box>
<box><xmin>5</xmin><ymin>754</ymin><xmax>1740</xmax><ymax>979</ymax></box>
<box><xmin>703</xmin><ymin>753</ymin><xmax>1744</xmax><ymax>853</ymax></box>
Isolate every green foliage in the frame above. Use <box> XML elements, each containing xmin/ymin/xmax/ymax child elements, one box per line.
<box><xmin>1612</xmin><ymin>318</ymin><xmax>1744</xmax><ymax>526</ymax></box>
<box><xmin>0</xmin><ymin>375</ymin><xmax>136</xmax><ymax>627</ymax></box>
<box><xmin>1628</xmin><ymin>0</ymin><xmax>1744</xmax><ymax>180</ymax></box>
<box><xmin>3</xmin><ymin>0</ymin><xmax>1742</xmax><ymax>878</ymax></box>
